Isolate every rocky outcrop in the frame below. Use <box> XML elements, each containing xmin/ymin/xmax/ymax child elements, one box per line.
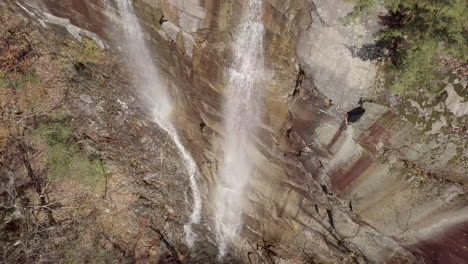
<box><xmin>8</xmin><ymin>0</ymin><xmax>467</xmax><ymax>263</ymax></box>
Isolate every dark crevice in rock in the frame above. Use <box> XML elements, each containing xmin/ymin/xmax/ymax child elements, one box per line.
<box><xmin>137</xmin><ymin>196</ymin><xmax>152</xmax><ymax>204</ymax></box>
<box><xmin>309</xmin><ymin>1</ymin><xmax>328</xmax><ymax>26</ymax></box>
<box><xmin>321</xmin><ymin>184</ymin><xmax>328</xmax><ymax>194</ymax></box>
<box><xmin>326</xmin><ymin>209</ymin><xmax>334</xmax><ymax>229</ymax></box>
<box><xmin>314</xmin><ymin>204</ymin><xmax>319</xmax><ymax>214</ymax></box>
<box><xmin>159</xmin><ymin>15</ymin><xmax>168</xmax><ymax>25</ymax></box>
<box><xmin>346</xmin><ymin>106</ymin><xmax>366</xmax><ymax>124</ymax></box>
<box><xmin>318</xmin><ymin>160</ymin><xmax>324</xmax><ymax>169</ymax></box>
<box><xmin>293</xmin><ymin>67</ymin><xmax>306</xmax><ymax>97</ymax></box>
<box><xmin>149</xmin><ymin>226</ymin><xmax>182</xmax><ymax>264</ymax></box>
<box><xmin>358</xmin><ymin>97</ymin><xmax>375</xmax><ymax>105</ymax></box>
<box><xmin>292</xmin><ymin>86</ymin><xmax>300</xmax><ymax>97</ymax></box>
<box><xmin>199</xmin><ymin>121</ymin><xmax>206</xmax><ymax>132</ymax></box>
<box><xmin>437</xmin><ymin>90</ymin><xmax>448</xmax><ymax>102</ymax></box>
<box><xmin>74</xmin><ymin>61</ymin><xmax>86</xmax><ymax>73</ymax></box>
<box><xmin>298</xmin><ymin>199</ymin><xmax>368</xmax><ymax>261</ymax></box>
<box><xmin>286</xmin><ymin>127</ymin><xmax>293</xmax><ymax>139</ymax></box>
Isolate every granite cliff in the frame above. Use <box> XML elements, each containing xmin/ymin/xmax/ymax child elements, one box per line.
<box><xmin>1</xmin><ymin>0</ymin><xmax>467</xmax><ymax>263</ymax></box>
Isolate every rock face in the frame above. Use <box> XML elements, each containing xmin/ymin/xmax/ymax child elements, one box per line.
<box><xmin>9</xmin><ymin>0</ymin><xmax>467</xmax><ymax>263</ymax></box>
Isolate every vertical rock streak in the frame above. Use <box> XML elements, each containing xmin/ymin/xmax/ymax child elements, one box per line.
<box><xmin>110</xmin><ymin>0</ymin><xmax>202</xmax><ymax>247</ymax></box>
<box><xmin>215</xmin><ymin>0</ymin><xmax>265</xmax><ymax>256</ymax></box>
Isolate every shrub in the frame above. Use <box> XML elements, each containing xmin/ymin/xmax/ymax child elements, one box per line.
<box><xmin>387</xmin><ymin>0</ymin><xmax>467</xmax><ymax>93</ymax></box>
<box><xmin>38</xmin><ymin>122</ymin><xmax>73</xmax><ymax>145</ymax></box>
<box><xmin>82</xmin><ymin>37</ymin><xmax>105</xmax><ymax>63</ymax></box>
<box><xmin>64</xmin><ymin>37</ymin><xmax>105</xmax><ymax>64</ymax></box>
<box><xmin>344</xmin><ymin>0</ymin><xmax>468</xmax><ymax>93</ymax></box>
<box><xmin>39</xmin><ymin>122</ymin><xmax>106</xmax><ymax>189</ymax></box>
<box><xmin>0</xmin><ymin>71</ymin><xmax>40</xmax><ymax>90</ymax></box>
<box><xmin>390</xmin><ymin>40</ymin><xmax>442</xmax><ymax>93</ymax></box>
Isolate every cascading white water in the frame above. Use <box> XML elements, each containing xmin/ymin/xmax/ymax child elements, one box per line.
<box><xmin>215</xmin><ymin>0</ymin><xmax>265</xmax><ymax>256</ymax></box>
<box><xmin>109</xmin><ymin>0</ymin><xmax>202</xmax><ymax>247</ymax></box>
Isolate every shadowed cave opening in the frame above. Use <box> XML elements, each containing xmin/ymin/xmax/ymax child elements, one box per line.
<box><xmin>346</xmin><ymin>106</ymin><xmax>366</xmax><ymax>123</ymax></box>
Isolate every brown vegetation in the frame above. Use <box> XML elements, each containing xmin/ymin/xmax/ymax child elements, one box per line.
<box><xmin>0</xmin><ymin>5</ymin><xmax>174</xmax><ymax>263</ymax></box>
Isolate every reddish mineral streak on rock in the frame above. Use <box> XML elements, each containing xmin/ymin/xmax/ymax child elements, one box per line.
<box><xmin>326</xmin><ymin>121</ymin><xmax>346</xmax><ymax>150</ymax></box>
<box><xmin>359</xmin><ymin>112</ymin><xmax>395</xmax><ymax>154</ymax></box>
<box><xmin>328</xmin><ymin>112</ymin><xmax>398</xmax><ymax>193</ymax></box>
<box><xmin>412</xmin><ymin>221</ymin><xmax>468</xmax><ymax>264</ymax></box>
<box><xmin>331</xmin><ymin>154</ymin><xmax>374</xmax><ymax>193</ymax></box>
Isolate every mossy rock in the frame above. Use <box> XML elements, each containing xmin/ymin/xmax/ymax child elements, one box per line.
<box><xmin>63</xmin><ymin>37</ymin><xmax>105</xmax><ymax>64</ymax></box>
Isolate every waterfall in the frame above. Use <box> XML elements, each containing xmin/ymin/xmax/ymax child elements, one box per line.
<box><xmin>215</xmin><ymin>0</ymin><xmax>265</xmax><ymax>256</ymax></box>
<box><xmin>109</xmin><ymin>0</ymin><xmax>202</xmax><ymax>247</ymax></box>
